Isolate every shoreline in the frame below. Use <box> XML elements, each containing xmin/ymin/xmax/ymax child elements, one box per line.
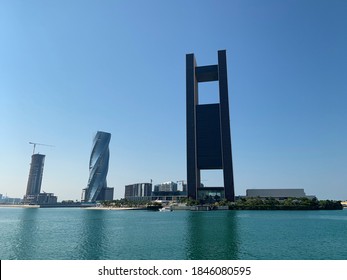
<box><xmin>1</xmin><ymin>204</ymin><xmax>344</xmax><ymax>211</ymax></box>
<box><xmin>85</xmin><ymin>207</ymin><xmax>147</xmax><ymax>211</ymax></box>
<box><xmin>0</xmin><ymin>204</ymin><xmax>40</xmax><ymax>208</ymax></box>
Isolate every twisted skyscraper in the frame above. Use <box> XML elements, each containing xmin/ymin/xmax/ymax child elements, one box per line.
<box><xmin>82</xmin><ymin>131</ymin><xmax>114</xmax><ymax>202</ymax></box>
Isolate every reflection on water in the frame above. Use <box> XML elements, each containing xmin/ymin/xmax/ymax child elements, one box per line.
<box><xmin>185</xmin><ymin>211</ymin><xmax>239</xmax><ymax>259</ymax></box>
<box><xmin>75</xmin><ymin>210</ymin><xmax>109</xmax><ymax>260</ymax></box>
<box><xmin>11</xmin><ymin>208</ymin><xmax>40</xmax><ymax>259</ymax></box>
<box><xmin>5</xmin><ymin>209</ymin><xmax>240</xmax><ymax>260</ymax></box>
<box><xmin>1</xmin><ymin>208</ymin><xmax>346</xmax><ymax>259</ymax></box>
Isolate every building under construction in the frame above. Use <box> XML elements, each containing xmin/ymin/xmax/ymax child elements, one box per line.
<box><xmin>23</xmin><ymin>143</ymin><xmax>57</xmax><ymax>204</ymax></box>
<box><xmin>24</xmin><ymin>153</ymin><xmax>45</xmax><ymax>201</ymax></box>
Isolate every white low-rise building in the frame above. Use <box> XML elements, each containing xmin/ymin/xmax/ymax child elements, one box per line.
<box><xmin>246</xmin><ymin>188</ymin><xmax>315</xmax><ymax>200</ymax></box>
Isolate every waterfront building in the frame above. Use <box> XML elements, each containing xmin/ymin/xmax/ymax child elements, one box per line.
<box><xmin>153</xmin><ymin>181</ymin><xmax>178</xmax><ymax>192</ymax></box>
<box><xmin>151</xmin><ymin>181</ymin><xmax>187</xmax><ymax>202</ymax></box>
<box><xmin>24</xmin><ymin>154</ymin><xmax>45</xmax><ymax>203</ymax></box>
<box><xmin>124</xmin><ymin>183</ymin><xmax>152</xmax><ymax>201</ymax></box>
<box><xmin>197</xmin><ymin>187</ymin><xmax>225</xmax><ymax>201</ymax></box>
<box><xmin>22</xmin><ymin>153</ymin><xmax>58</xmax><ymax>205</ymax></box>
<box><xmin>0</xmin><ymin>195</ymin><xmax>22</xmax><ymax>204</ymax></box>
<box><xmin>186</xmin><ymin>50</ymin><xmax>235</xmax><ymax>201</ymax></box>
<box><xmin>97</xmin><ymin>187</ymin><xmax>114</xmax><ymax>201</ymax></box>
<box><xmin>246</xmin><ymin>188</ymin><xmax>315</xmax><ymax>200</ymax></box>
<box><xmin>182</xmin><ymin>183</ymin><xmax>187</xmax><ymax>193</ymax></box>
<box><xmin>151</xmin><ymin>190</ymin><xmax>187</xmax><ymax>202</ymax></box>
<box><xmin>82</xmin><ymin>131</ymin><xmax>114</xmax><ymax>202</ymax></box>
<box><xmin>36</xmin><ymin>192</ymin><xmax>58</xmax><ymax>204</ymax></box>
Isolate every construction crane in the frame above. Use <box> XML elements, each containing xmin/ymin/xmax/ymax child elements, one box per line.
<box><xmin>29</xmin><ymin>142</ymin><xmax>54</xmax><ymax>155</ymax></box>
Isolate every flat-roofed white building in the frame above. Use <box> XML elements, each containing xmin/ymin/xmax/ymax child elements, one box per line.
<box><xmin>246</xmin><ymin>189</ymin><xmax>312</xmax><ymax>200</ymax></box>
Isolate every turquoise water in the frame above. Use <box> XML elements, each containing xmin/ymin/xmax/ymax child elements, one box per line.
<box><xmin>0</xmin><ymin>208</ymin><xmax>346</xmax><ymax>260</ymax></box>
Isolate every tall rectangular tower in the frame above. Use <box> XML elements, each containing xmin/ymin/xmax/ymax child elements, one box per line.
<box><xmin>186</xmin><ymin>50</ymin><xmax>235</xmax><ymax>201</ymax></box>
<box><xmin>25</xmin><ymin>154</ymin><xmax>45</xmax><ymax>200</ymax></box>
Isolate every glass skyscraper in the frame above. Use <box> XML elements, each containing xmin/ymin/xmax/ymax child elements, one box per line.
<box><xmin>83</xmin><ymin>131</ymin><xmax>113</xmax><ymax>202</ymax></box>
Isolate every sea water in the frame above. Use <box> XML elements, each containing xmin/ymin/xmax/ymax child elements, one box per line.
<box><xmin>0</xmin><ymin>207</ymin><xmax>346</xmax><ymax>260</ymax></box>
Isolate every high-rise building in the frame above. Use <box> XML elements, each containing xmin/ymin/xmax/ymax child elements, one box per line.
<box><xmin>186</xmin><ymin>50</ymin><xmax>235</xmax><ymax>201</ymax></box>
<box><xmin>24</xmin><ymin>154</ymin><xmax>45</xmax><ymax>203</ymax></box>
<box><xmin>82</xmin><ymin>131</ymin><xmax>114</xmax><ymax>202</ymax></box>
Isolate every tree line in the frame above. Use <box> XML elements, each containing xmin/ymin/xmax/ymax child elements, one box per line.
<box><xmin>99</xmin><ymin>197</ymin><xmax>343</xmax><ymax>210</ymax></box>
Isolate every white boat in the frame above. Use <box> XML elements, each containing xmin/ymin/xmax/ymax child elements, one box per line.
<box><xmin>159</xmin><ymin>206</ymin><xmax>172</xmax><ymax>212</ymax></box>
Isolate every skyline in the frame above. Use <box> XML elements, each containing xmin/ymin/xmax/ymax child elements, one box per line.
<box><xmin>1</xmin><ymin>0</ymin><xmax>346</xmax><ymax>201</ymax></box>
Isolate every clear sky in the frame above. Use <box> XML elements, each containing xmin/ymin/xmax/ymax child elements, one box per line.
<box><xmin>0</xmin><ymin>0</ymin><xmax>346</xmax><ymax>201</ymax></box>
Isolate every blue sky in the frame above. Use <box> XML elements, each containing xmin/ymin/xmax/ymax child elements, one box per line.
<box><xmin>0</xmin><ymin>0</ymin><xmax>346</xmax><ymax>201</ymax></box>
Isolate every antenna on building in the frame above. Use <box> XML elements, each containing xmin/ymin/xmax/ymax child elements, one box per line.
<box><xmin>29</xmin><ymin>142</ymin><xmax>54</xmax><ymax>155</ymax></box>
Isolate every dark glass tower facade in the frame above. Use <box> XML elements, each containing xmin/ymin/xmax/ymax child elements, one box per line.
<box><xmin>186</xmin><ymin>50</ymin><xmax>235</xmax><ymax>201</ymax></box>
<box><xmin>83</xmin><ymin>131</ymin><xmax>113</xmax><ymax>202</ymax></box>
<box><xmin>24</xmin><ymin>154</ymin><xmax>45</xmax><ymax>202</ymax></box>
